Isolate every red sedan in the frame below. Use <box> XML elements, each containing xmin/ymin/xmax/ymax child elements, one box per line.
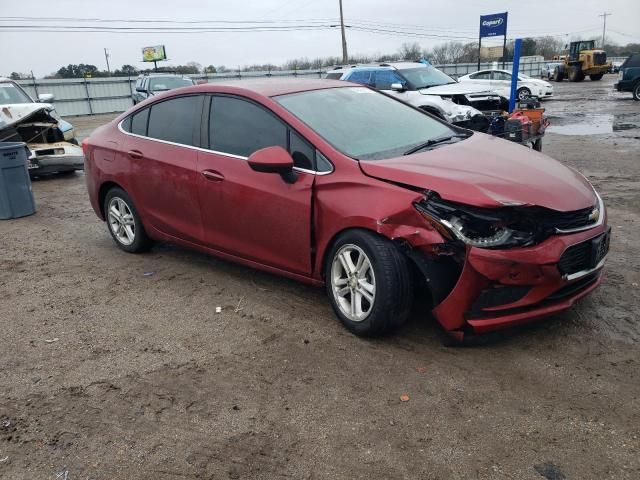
<box><xmin>83</xmin><ymin>79</ymin><xmax>609</xmax><ymax>341</ymax></box>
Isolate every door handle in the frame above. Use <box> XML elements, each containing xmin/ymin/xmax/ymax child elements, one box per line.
<box><xmin>127</xmin><ymin>149</ymin><xmax>143</xmax><ymax>159</ymax></box>
<box><xmin>201</xmin><ymin>169</ymin><xmax>225</xmax><ymax>182</ymax></box>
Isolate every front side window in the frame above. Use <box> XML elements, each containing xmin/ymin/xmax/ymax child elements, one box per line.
<box><xmin>276</xmin><ymin>87</ymin><xmax>455</xmax><ymax>160</ymax></box>
<box><xmin>493</xmin><ymin>71</ymin><xmax>511</xmax><ymax>81</ymax></box>
<box><xmin>398</xmin><ymin>67</ymin><xmax>456</xmax><ymax>89</ymax></box>
<box><xmin>209</xmin><ymin>96</ymin><xmax>287</xmax><ymax>157</ymax></box>
<box><xmin>0</xmin><ymin>82</ymin><xmax>33</xmax><ymax>103</ymax></box>
<box><xmin>147</xmin><ymin>96</ymin><xmax>200</xmax><ymax>146</ymax></box>
<box><xmin>374</xmin><ymin>70</ymin><xmax>405</xmax><ymax>90</ymax></box>
<box><xmin>289</xmin><ymin>130</ymin><xmax>314</xmax><ymax>170</ymax></box>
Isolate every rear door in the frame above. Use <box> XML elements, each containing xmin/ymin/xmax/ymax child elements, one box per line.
<box><xmin>125</xmin><ymin>95</ymin><xmax>205</xmax><ymax>243</ymax></box>
<box><xmin>487</xmin><ymin>71</ymin><xmax>511</xmax><ymax>97</ymax></box>
<box><xmin>196</xmin><ymin>95</ymin><xmax>314</xmax><ymax>274</ymax></box>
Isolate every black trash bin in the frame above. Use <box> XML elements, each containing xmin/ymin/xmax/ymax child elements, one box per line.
<box><xmin>0</xmin><ymin>142</ymin><xmax>36</xmax><ymax>219</ymax></box>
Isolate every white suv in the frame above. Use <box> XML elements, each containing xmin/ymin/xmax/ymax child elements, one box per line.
<box><xmin>326</xmin><ymin>62</ymin><xmax>506</xmax><ymax>128</ymax></box>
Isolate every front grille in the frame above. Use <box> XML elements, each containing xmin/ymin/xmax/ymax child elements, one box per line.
<box><xmin>538</xmin><ymin>205</ymin><xmax>596</xmax><ymax>231</ymax></box>
<box><xmin>558</xmin><ymin>230</ymin><xmax>610</xmax><ymax>275</ymax></box>
<box><xmin>594</xmin><ymin>52</ymin><xmax>607</xmax><ymax>65</ymax></box>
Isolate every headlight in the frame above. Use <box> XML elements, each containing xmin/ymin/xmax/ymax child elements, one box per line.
<box><xmin>63</xmin><ymin>128</ymin><xmax>75</xmax><ymax>141</ymax></box>
<box><xmin>415</xmin><ymin>197</ymin><xmax>536</xmax><ymax>249</ymax></box>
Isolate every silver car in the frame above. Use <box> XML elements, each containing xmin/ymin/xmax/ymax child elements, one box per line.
<box><xmin>327</xmin><ymin>62</ymin><xmax>505</xmax><ymax>130</ymax></box>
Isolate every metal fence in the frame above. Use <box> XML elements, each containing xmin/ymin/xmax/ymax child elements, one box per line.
<box><xmin>16</xmin><ymin>57</ymin><xmax>628</xmax><ymax>118</ymax></box>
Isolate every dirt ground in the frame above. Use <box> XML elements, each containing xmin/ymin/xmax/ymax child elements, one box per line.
<box><xmin>1</xmin><ymin>74</ymin><xmax>639</xmax><ymax>480</ymax></box>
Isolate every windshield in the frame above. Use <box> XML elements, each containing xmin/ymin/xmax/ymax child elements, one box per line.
<box><xmin>0</xmin><ymin>82</ymin><xmax>34</xmax><ymax>104</ymax></box>
<box><xmin>397</xmin><ymin>66</ymin><xmax>456</xmax><ymax>89</ymax></box>
<box><xmin>275</xmin><ymin>87</ymin><xmax>455</xmax><ymax>160</ymax></box>
<box><xmin>149</xmin><ymin>77</ymin><xmax>194</xmax><ymax>92</ymax></box>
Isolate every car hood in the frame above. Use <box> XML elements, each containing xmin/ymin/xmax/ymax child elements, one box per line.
<box><xmin>358</xmin><ymin>133</ymin><xmax>596</xmax><ymax>212</ymax></box>
<box><xmin>419</xmin><ymin>82</ymin><xmax>498</xmax><ymax>96</ymax></box>
<box><xmin>0</xmin><ymin>102</ymin><xmax>53</xmax><ymax>129</ymax></box>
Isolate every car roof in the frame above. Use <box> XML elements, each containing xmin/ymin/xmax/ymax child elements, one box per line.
<box><xmin>331</xmin><ymin>61</ymin><xmax>427</xmax><ymax>72</ymax></box>
<box><xmin>176</xmin><ymin>78</ymin><xmax>356</xmax><ymax>97</ymax></box>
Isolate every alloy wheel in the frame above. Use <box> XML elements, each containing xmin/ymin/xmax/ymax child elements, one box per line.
<box><xmin>330</xmin><ymin>244</ymin><xmax>376</xmax><ymax>322</ymax></box>
<box><xmin>107</xmin><ymin>197</ymin><xmax>136</xmax><ymax>246</ymax></box>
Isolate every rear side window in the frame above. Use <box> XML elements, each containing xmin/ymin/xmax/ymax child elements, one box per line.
<box><xmin>121</xmin><ymin>116</ymin><xmax>132</xmax><ymax>132</ymax></box>
<box><xmin>209</xmin><ymin>96</ymin><xmax>287</xmax><ymax>157</ymax></box>
<box><xmin>470</xmin><ymin>71</ymin><xmax>491</xmax><ymax>80</ymax></box>
<box><xmin>624</xmin><ymin>54</ymin><xmax>640</xmax><ymax>68</ymax></box>
<box><xmin>131</xmin><ymin>108</ymin><xmax>149</xmax><ymax>136</ymax></box>
<box><xmin>325</xmin><ymin>72</ymin><xmax>343</xmax><ymax>80</ymax></box>
<box><xmin>147</xmin><ymin>96</ymin><xmax>201</xmax><ymax>146</ymax></box>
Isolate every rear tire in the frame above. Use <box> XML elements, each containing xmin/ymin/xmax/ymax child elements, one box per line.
<box><xmin>325</xmin><ymin>229</ymin><xmax>413</xmax><ymax>337</ymax></box>
<box><xmin>590</xmin><ymin>73</ymin><xmax>604</xmax><ymax>81</ymax></box>
<box><xmin>554</xmin><ymin>67</ymin><xmax>564</xmax><ymax>82</ymax></box>
<box><xmin>633</xmin><ymin>83</ymin><xmax>640</xmax><ymax>101</ymax></box>
<box><xmin>104</xmin><ymin>187</ymin><xmax>152</xmax><ymax>253</ymax></box>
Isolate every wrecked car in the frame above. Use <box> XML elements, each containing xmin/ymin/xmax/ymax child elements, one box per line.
<box><xmin>0</xmin><ymin>79</ymin><xmax>83</xmax><ymax>175</ymax></box>
<box><xmin>84</xmin><ymin>80</ymin><xmax>609</xmax><ymax>341</ymax></box>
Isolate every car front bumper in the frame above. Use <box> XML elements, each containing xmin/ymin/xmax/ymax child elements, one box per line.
<box><xmin>431</xmin><ymin>221</ymin><xmax>609</xmax><ymax>339</ymax></box>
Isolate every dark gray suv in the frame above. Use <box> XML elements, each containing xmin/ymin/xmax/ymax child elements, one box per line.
<box><xmin>132</xmin><ymin>74</ymin><xmax>195</xmax><ymax>104</ymax></box>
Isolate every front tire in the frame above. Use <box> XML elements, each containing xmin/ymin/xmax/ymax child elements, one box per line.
<box><xmin>633</xmin><ymin>83</ymin><xmax>640</xmax><ymax>101</ymax></box>
<box><xmin>325</xmin><ymin>230</ymin><xmax>413</xmax><ymax>337</ymax></box>
<box><xmin>104</xmin><ymin>187</ymin><xmax>152</xmax><ymax>253</ymax></box>
<box><xmin>568</xmin><ymin>66</ymin><xmax>584</xmax><ymax>82</ymax></box>
<box><xmin>517</xmin><ymin>87</ymin><xmax>531</xmax><ymax>100</ymax></box>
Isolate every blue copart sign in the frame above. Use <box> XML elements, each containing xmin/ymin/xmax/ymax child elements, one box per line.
<box><xmin>480</xmin><ymin>12</ymin><xmax>508</xmax><ymax>38</ymax></box>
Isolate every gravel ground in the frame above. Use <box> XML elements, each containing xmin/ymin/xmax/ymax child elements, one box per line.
<box><xmin>1</xmin><ymin>74</ymin><xmax>639</xmax><ymax>480</ymax></box>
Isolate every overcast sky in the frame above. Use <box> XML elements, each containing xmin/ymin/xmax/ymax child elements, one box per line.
<box><xmin>1</xmin><ymin>0</ymin><xmax>638</xmax><ymax>77</ymax></box>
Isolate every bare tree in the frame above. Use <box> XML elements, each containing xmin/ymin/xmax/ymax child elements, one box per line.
<box><xmin>534</xmin><ymin>36</ymin><xmax>565</xmax><ymax>59</ymax></box>
<box><xmin>398</xmin><ymin>42</ymin><xmax>423</xmax><ymax>61</ymax></box>
<box><xmin>428</xmin><ymin>41</ymin><xmax>466</xmax><ymax>64</ymax></box>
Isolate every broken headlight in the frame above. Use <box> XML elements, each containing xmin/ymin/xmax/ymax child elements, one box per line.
<box><xmin>415</xmin><ymin>197</ymin><xmax>536</xmax><ymax>249</ymax></box>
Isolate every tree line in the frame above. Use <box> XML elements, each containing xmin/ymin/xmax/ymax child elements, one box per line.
<box><xmin>8</xmin><ymin>38</ymin><xmax>638</xmax><ymax>80</ymax></box>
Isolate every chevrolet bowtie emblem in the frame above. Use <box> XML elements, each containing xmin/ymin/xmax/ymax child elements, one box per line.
<box><xmin>588</xmin><ymin>208</ymin><xmax>600</xmax><ymax>222</ymax></box>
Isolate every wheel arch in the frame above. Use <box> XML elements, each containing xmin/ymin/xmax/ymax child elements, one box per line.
<box><xmin>98</xmin><ymin>180</ymin><xmax>126</xmax><ymax>219</ymax></box>
<box><xmin>318</xmin><ymin>225</ymin><xmax>461</xmax><ymax>308</ymax></box>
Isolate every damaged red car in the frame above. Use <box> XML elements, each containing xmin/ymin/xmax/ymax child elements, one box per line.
<box><xmin>83</xmin><ymin>79</ymin><xmax>609</xmax><ymax>341</ymax></box>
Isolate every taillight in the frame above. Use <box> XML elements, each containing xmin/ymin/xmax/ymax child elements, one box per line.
<box><xmin>81</xmin><ymin>137</ymin><xmax>89</xmax><ymax>154</ymax></box>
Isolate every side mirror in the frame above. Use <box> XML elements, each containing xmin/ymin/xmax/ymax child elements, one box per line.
<box><xmin>248</xmin><ymin>146</ymin><xmax>297</xmax><ymax>184</ymax></box>
<box><xmin>390</xmin><ymin>82</ymin><xmax>406</xmax><ymax>92</ymax></box>
<box><xmin>38</xmin><ymin>93</ymin><xmax>54</xmax><ymax>103</ymax></box>
<box><xmin>135</xmin><ymin>87</ymin><xmax>145</xmax><ymax>92</ymax></box>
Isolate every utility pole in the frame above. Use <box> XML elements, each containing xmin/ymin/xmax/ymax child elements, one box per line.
<box><xmin>104</xmin><ymin>48</ymin><xmax>111</xmax><ymax>76</ymax></box>
<box><xmin>338</xmin><ymin>0</ymin><xmax>348</xmax><ymax>64</ymax></box>
<box><xmin>599</xmin><ymin>12</ymin><xmax>612</xmax><ymax>48</ymax></box>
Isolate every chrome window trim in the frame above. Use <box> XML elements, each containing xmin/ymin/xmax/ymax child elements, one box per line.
<box><xmin>563</xmin><ymin>255</ymin><xmax>607</xmax><ymax>281</ymax></box>
<box><xmin>554</xmin><ymin>191</ymin><xmax>605</xmax><ymax>234</ymax></box>
<box><xmin>117</xmin><ymin>118</ymin><xmax>333</xmax><ymax>175</ymax></box>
